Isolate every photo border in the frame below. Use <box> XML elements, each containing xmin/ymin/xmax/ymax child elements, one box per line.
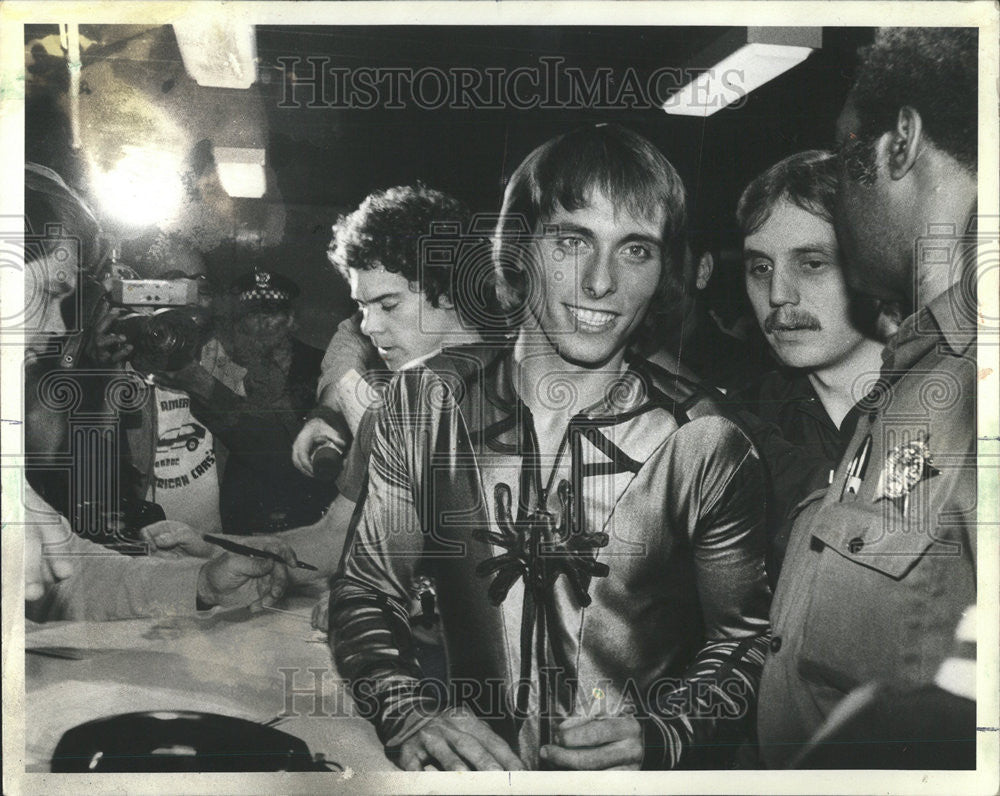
<box><xmin>2</xmin><ymin>3</ymin><xmax>997</xmax><ymax>794</ymax></box>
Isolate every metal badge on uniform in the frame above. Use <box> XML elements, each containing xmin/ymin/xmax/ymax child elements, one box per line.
<box><xmin>873</xmin><ymin>434</ymin><xmax>939</xmax><ymax>516</ymax></box>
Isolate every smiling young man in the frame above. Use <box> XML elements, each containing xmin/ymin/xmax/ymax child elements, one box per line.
<box><xmin>329</xmin><ymin>124</ymin><xmax>771</xmax><ymax>771</ymax></box>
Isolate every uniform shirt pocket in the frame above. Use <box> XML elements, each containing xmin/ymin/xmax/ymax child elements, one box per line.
<box><xmin>796</xmin><ymin>500</ymin><xmax>935</xmax><ymax>692</ymax></box>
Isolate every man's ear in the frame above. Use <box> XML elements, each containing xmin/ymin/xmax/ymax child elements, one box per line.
<box><xmin>437</xmin><ymin>293</ymin><xmax>455</xmax><ymax>310</ymax></box>
<box><xmin>695</xmin><ymin>252</ymin><xmax>714</xmax><ymax>291</ymax></box>
<box><xmin>882</xmin><ymin>105</ymin><xmax>924</xmax><ymax>181</ymax></box>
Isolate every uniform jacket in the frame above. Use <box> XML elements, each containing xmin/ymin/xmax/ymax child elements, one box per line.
<box><xmin>758</xmin><ymin>282</ymin><xmax>977</xmax><ymax>767</ymax></box>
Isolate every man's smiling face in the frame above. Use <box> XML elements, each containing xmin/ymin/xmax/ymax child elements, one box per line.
<box><xmin>527</xmin><ymin>189</ymin><xmax>665</xmax><ymax>369</ymax></box>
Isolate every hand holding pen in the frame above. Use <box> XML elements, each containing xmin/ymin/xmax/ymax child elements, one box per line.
<box><xmin>196</xmin><ymin>536</ymin><xmax>301</xmax><ymax>610</ymax></box>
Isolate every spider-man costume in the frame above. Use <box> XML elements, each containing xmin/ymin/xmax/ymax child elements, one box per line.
<box><xmin>329</xmin><ymin>343</ymin><xmax>771</xmax><ymax>769</ymax></box>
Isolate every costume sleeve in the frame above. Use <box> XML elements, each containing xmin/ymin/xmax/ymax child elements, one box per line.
<box><xmin>641</xmin><ymin>417</ymin><xmax>772</xmax><ymax>770</ymax></box>
<box><xmin>327</xmin><ymin>370</ymin><xmax>445</xmax><ymax>748</ymax></box>
<box><xmin>335</xmin><ymin>407</ymin><xmax>377</xmax><ymax>503</ymax></box>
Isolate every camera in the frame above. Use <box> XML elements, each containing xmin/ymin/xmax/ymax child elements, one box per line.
<box><xmin>113</xmin><ymin>308</ymin><xmax>208</xmax><ymax>374</ymax></box>
<box><xmin>110</xmin><ymin>277</ymin><xmax>201</xmax><ymax>307</ymax></box>
<box><xmin>104</xmin><ymin>273</ymin><xmax>212</xmax><ymax>373</ymax></box>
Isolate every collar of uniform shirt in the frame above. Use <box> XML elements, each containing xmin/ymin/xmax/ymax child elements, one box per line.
<box><xmin>883</xmin><ymin>281</ymin><xmax>974</xmax><ymax>373</ymax></box>
<box><xmin>926</xmin><ymin>278</ymin><xmax>976</xmax><ymax>356</ymax></box>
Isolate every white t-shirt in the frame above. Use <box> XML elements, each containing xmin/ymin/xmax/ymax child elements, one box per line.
<box><xmin>145</xmin><ymin>385</ymin><xmax>222</xmax><ymax>533</ymax></box>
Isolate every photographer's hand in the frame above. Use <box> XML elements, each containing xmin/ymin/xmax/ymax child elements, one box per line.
<box><xmin>150</xmin><ymin>362</ymin><xmax>215</xmax><ymax>400</ymax></box>
<box><xmin>86</xmin><ymin>307</ymin><xmax>132</xmax><ymax>367</ymax></box>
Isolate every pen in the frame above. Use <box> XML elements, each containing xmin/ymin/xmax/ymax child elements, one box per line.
<box><xmin>843</xmin><ymin>434</ymin><xmax>872</xmax><ymax>498</ymax></box>
<box><xmin>203</xmin><ymin>534</ymin><xmax>318</xmax><ymax>571</ymax></box>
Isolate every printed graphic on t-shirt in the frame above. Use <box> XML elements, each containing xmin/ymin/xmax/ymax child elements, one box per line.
<box><xmin>147</xmin><ymin>388</ymin><xmax>222</xmax><ymax>532</ymax></box>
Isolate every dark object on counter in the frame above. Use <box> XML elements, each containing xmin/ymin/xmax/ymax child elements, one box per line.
<box><xmin>51</xmin><ymin>711</ymin><xmax>335</xmax><ymax>772</ymax></box>
<box><xmin>69</xmin><ymin>494</ymin><xmax>166</xmax><ymax>556</ymax></box>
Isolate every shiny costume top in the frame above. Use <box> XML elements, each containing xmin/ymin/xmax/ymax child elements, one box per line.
<box><xmin>330</xmin><ymin>344</ymin><xmax>772</xmax><ymax>769</ymax></box>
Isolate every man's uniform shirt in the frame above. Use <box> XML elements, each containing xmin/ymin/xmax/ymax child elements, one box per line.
<box><xmin>758</xmin><ymin>282</ymin><xmax>977</xmax><ymax>767</ymax></box>
<box><xmin>329</xmin><ymin>344</ymin><xmax>772</xmax><ymax>769</ymax></box>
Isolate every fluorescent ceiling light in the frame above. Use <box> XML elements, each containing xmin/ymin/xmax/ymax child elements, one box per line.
<box><xmin>664</xmin><ymin>28</ymin><xmax>819</xmax><ymax>117</ymax></box>
<box><xmin>173</xmin><ymin>19</ymin><xmax>257</xmax><ymax>89</ymax></box>
<box><xmin>215</xmin><ymin>147</ymin><xmax>266</xmax><ymax>198</ymax></box>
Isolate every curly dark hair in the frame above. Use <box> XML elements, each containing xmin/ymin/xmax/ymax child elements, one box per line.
<box><xmin>492</xmin><ymin>123</ymin><xmax>688</xmax><ymax>354</ymax></box>
<box><xmin>327</xmin><ymin>184</ymin><xmax>472</xmax><ymax>310</ymax></box>
<box><xmin>736</xmin><ymin>150</ymin><xmax>838</xmax><ymax>237</ymax></box>
<box><xmin>848</xmin><ymin>28</ymin><xmax>977</xmax><ymax>175</ymax></box>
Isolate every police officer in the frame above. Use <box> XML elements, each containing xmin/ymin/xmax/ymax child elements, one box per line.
<box><xmin>757</xmin><ymin>28</ymin><xmax>979</xmax><ymax>769</ymax></box>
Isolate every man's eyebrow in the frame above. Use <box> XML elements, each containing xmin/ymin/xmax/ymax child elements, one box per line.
<box><xmin>742</xmin><ymin>247</ymin><xmax>773</xmax><ymax>261</ymax></box>
<box><xmin>791</xmin><ymin>243</ymin><xmax>837</xmax><ymax>257</ymax></box>
<box><xmin>354</xmin><ymin>291</ymin><xmax>401</xmax><ymax>305</ymax></box>
<box><xmin>543</xmin><ymin>222</ymin><xmax>663</xmax><ymax>246</ymax></box>
<box><xmin>544</xmin><ymin>221</ymin><xmax>593</xmax><ymax>237</ymax></box>
<box><xmin>618</xmin><ymin>232</ymin><xmax>663</xmax><ymax>248</ymax></box>
<box><xmin>743</xmin><ymin>244</ymin><xmax>836</xmax><ymax>260</ymax></box>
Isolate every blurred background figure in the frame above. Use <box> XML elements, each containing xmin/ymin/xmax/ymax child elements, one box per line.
<box><xmin>215</xmin><ymin>268</ymin><xmax>332</xmax><ymax>533</ymax></box>
<box><xmin>648</xmin><ymin>216</ymin><xmax>767</xmax><ymax>393</ymax></box>
<box><xmin>22</xmin><ymin>163</ymin><xmax>293</xmax><ymax>621</ymax></box>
